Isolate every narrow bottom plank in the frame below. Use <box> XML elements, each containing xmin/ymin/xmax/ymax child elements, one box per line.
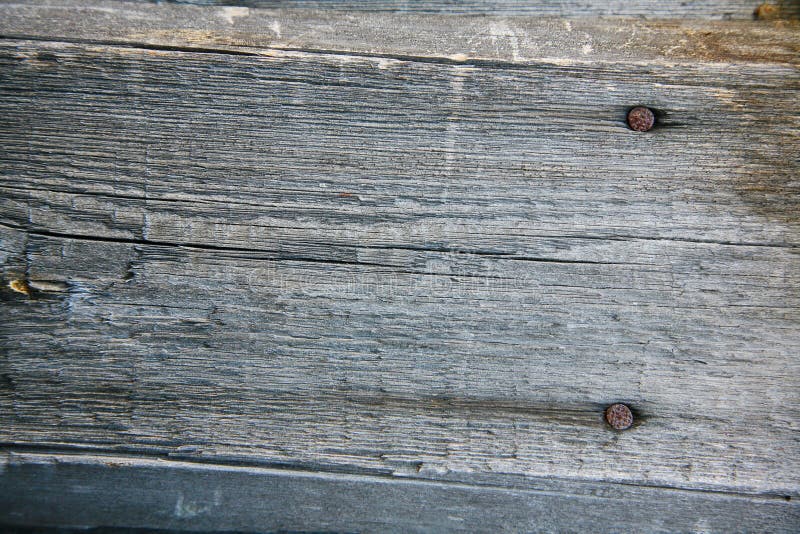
<box><xmin>1</xmin><ymin>450</ymin><xmax>797</xmax><ymax>533</ymax></box>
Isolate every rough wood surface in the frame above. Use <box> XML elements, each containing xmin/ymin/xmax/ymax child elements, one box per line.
<box><xmin>0</xmin><ymin>0</ymin><xmax>799</xmax><ymax>531</ymax></box>
<box><xmin>2</xmin><ymin>451</ymin><xmax>799</xmax><ymax>533</ymax></box>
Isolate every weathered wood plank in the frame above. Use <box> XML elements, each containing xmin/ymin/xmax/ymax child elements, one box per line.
<box><xmin>0</xmin><ymin>1</ymin><xmax>799</xmax><ymax>529</ymax></box>
<box><xmin>120</xmin><ymin>0</ymin><xmax>800</xmax><ymax>20</ymax></box>
<box><xmin>0</xmin><ymin>30</ymin><xmax>798</xmax><ymax>499</ymax></box>
<box><xmin>1</xmin><ymin>451</ymin><xmax>798</xmax><ymax>533</ymax></box>
<box><xmin>2</xmin><ymin>0</ymin><xmax>799</xmax><ymax>66</ymax></box>
<box><xmin>3</xmin><ymin>224</ymin><xmax>800</xmax><ymax>494</ymax></box>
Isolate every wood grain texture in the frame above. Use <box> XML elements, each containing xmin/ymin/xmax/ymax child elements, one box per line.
<box><xmin>126</xmin><ymin>0</ymin><xmax>800</xmax><ymax>20</ymax></box>
<box><xmin>2</xmin><ymin>451</ymin><xmax>799</xmax><ymax>533</ymax></box>
<box><xmin>2</xmin><ymin>0</ymin><xmax>800</xmax><ymax>67</ymax></box>
<box><xmin>0</xmin><ymin>0</ymin><xmax>799</xmax><ymax>531</ymax></box>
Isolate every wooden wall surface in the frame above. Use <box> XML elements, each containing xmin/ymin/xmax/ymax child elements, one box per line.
<box><xmin>0</xmin><ymin>1</ymin><xmax>798</xmax><ymax>531</ymax></box>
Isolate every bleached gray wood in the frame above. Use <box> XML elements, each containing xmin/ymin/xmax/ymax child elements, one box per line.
<box><xmin>1</xmin><ymin>35</ymin><xmax>798</xmax><ymax>492</ymax></box>
<box><xmin>1</xmin><ymin>451</ymin><xmax>798</xmax><ymax>533</ymax></box>
<box><xmin>0</xmin><ymin>1</ymin><xmax>799</xmax><ymax>531</ymax></box>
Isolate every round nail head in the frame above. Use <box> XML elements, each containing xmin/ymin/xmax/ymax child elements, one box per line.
<box><xmin>627</xmin><ymin>107</ymin><xmax>655</xmax><ymax>132</ymax></box>
<box><xmin>754</xmin><ymin>3</ymin><xmax>779</xmax><ymax>20</ymax></box>
<box><xmin>606</xmin><ymin>403</ymin><xmax>634</xmax><ymax>430</ymax></box>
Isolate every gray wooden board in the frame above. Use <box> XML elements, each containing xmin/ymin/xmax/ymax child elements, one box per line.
<box><xmin>1</xmin><ymin>451</ymin><xmax>799</xmax><ymax>533</ymax></box>
<box><xmin>123</xmin><ymin>0</ymin><xmax>800</xmax><ymax>20</ymax></box>
<box><xmin>0</xmin><ymin>0</ymin><xmax>799</xmax><ymax>531</ymax></box>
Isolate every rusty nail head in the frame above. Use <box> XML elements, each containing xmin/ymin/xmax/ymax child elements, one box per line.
<box><xmin>605</xmin><ymin>403</ymin><xmax>634</xmax><ymax>430</ymax></box>
<box><xmin>754</xmin><ymin>3</ymin><xmax>779</xmax><ymax>20</ymax></box>
<box><xmin>627</xmin><ymin>106</ymin><xmax>655</xmax><ymax>132</ymax></box>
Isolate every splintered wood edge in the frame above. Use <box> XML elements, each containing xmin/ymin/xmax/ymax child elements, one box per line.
<box><xmin>0</xmin><ymin>0</ymin><xmax>798</xmax><ymax>67</ymax></box>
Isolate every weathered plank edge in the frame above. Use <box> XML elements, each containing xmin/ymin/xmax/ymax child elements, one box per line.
<box><xmin>118</xmin><ymin>0</ymin><xmax>800</xmax><ymax>20</ymax></box>
<box><xmin>1</xmin><ymin>450</ymin><xmax>798</xmax><ymax>533</ymax></box>
<box><xmin>1</xmin><ymin>0</ymin><xmax>798</xmax><ymax>67</ymax></box>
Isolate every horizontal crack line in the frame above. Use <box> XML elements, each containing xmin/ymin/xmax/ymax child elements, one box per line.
<box><xmin>0</xmin><ymin>33</ymin><xmax>263</xmax><ymax>57</ymax></box>
<box><xmin>1</xmin><ymin>33</ymin><xmax>796</xmax><ymax>72</ymax></box>
<box><xmin>0</xmin><ymin>222</ymin><xmax>636</xmax><ymax>268</ymax></box>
